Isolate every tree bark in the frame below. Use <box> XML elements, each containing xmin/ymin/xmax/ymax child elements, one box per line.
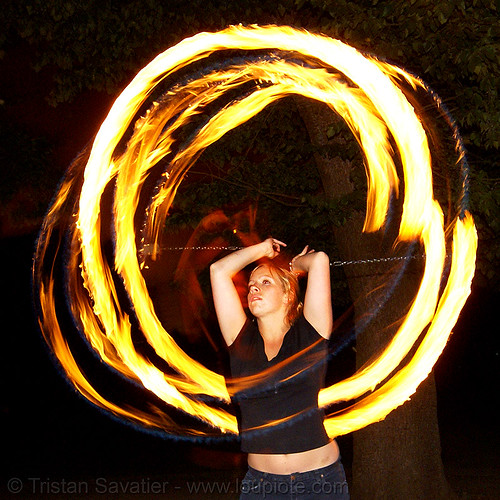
<box><xmin>296</xmin><ymin>97</ymin><xmax>454</xmax><ymax>499</ymax></box>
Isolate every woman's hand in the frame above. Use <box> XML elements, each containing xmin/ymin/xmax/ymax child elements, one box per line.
<box><xmin>289</xmin><ymin>245</ymin><xmax>314</xmax><ymax>274</ymax></box>
<box><xmin>262</xmin><ymin>237</ymin><xmax>287</xmax><ymax>259</ymax></box>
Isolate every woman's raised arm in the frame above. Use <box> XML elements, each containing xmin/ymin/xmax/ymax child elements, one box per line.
<box><xmin>210</xmin><ymin>238</ymin><xmax>285</xmax><ymax>346</ymax></box>
<box><xmin>290</xmin><ymin>247</ymin><xmax>333</xmax><ymax>339</ymax></box>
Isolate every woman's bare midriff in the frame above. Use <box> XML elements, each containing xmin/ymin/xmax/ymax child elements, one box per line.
<box><xmin>247</xmin><ymin>440</ymin><xmax>339</xmax><ymax>475</ymax></box>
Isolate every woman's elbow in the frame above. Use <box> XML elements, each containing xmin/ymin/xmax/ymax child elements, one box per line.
<box><xmin>210</xmin><ymin>261</ymin><xmax>221</xmax><ymax>279</ymax></box>
<box><xmin>313</xmin><ymin>251</ymin><xmax>330</xmax><ymax>267</ymax></box>
<box><xmin>210</xmin><ymin>260</ymin><xmax>229</xmax><ymax>281</ymax></box>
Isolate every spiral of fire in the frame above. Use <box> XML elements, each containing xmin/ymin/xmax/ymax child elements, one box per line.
<box><xmin>33</xmin><ymin>25</ymin><xmax>477</xmax><ymax>439</ymax></box>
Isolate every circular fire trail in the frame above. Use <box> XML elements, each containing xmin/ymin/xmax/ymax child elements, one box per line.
<box><xmin>33</xmin><ymin>25</ymin><xmax>477</xmax><ymax>439</ymax></box>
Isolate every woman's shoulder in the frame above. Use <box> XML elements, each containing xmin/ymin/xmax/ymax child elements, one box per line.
<box><xmin>293</xmin><ymin>314</ymin><xmax>326</xmax><ymax>342</ymax></box>
<box><xmin>227</xmin><ymin>316</ymin><xmax>256</xmax><ymax>350</ymax></box>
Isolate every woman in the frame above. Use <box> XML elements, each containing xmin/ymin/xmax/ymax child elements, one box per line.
<box><xmin>210</xmin><ymin>237</ymin><xmax>349</xmax><ymax>499</ymax></box>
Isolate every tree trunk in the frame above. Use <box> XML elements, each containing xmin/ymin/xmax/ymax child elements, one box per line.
<box><xmin>296</xmin><ymin>97</ymin><xmax>454</xmax><ymax>499</ymax></box>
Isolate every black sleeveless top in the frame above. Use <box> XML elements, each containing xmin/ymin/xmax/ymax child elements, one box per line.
<box><xmin>227</xmin><ymin>315</ymin><xmax>330</xmax><ymax>454</ymax></box>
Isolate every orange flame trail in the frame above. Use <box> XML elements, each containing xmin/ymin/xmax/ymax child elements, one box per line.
<box><xmin>34</xmin><ymin>25</ymin><xmax>477</xmax><ymax>438</ymax></box>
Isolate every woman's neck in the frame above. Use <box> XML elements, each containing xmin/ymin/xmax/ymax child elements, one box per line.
<box><xmin>256</xmin><ymin>313</ymin><xmax>290</xmax><ymax>342</ymax></box>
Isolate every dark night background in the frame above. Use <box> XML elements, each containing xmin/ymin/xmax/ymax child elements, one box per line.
<box><xmin>1</xmin><ymin>2</ymin><xmax>499</xmax><ymax>499</ymax></box>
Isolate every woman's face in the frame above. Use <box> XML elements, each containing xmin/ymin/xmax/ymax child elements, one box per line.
<box><xmin>247</xmin><ymin>265</ymin><xmax>288</xmax><ymax>318</ymax></box>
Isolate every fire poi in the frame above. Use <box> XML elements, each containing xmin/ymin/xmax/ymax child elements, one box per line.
<box><xmin>33</xmin><ymin>25</ymin><xmax>477</xmax><ymax>440</ymax></box>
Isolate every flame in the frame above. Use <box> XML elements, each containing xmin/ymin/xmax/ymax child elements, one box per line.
<box><xmin>324</xmin><ymin>212</ymin><xmax>477</xmax><ymax>436</ymax></box>
<box><xmin>34</xmin><ymin>25</ymin><xmax>477</xmax><ymax>438</ymax></box>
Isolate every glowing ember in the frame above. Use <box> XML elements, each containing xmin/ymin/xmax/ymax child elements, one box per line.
<box><xmin>33</xmin><ymin>25</ymin><xmax>477</xmax><ymax>438</ymax></box>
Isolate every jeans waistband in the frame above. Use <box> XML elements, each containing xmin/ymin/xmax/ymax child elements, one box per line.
<box><xmin>248</xmin><ymin>457</ymin><xmax>342</xmax><ymax>482</ymax></box>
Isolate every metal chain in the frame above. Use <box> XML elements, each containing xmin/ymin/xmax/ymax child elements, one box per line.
<box><xmin>330</xmin><ymin>254</ymin><xmax>422</xmax><ymax>267</ymax></box>
<box><xmin>154</xmin><ymin>245</ymin><xmax>423</xmax><ymax>267</ymax></box>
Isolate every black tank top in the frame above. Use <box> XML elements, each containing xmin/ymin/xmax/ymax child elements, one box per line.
<box><xmin>227</xmin><ymin>315</ymin><xmax>330</xmax><ymax>454</ymax></box>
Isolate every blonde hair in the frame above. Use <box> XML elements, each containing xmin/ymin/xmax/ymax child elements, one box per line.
<box><xmin>250</xmin><ymin>262</ymin><xmax>303</xmax><ymax>326</ymax></box>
